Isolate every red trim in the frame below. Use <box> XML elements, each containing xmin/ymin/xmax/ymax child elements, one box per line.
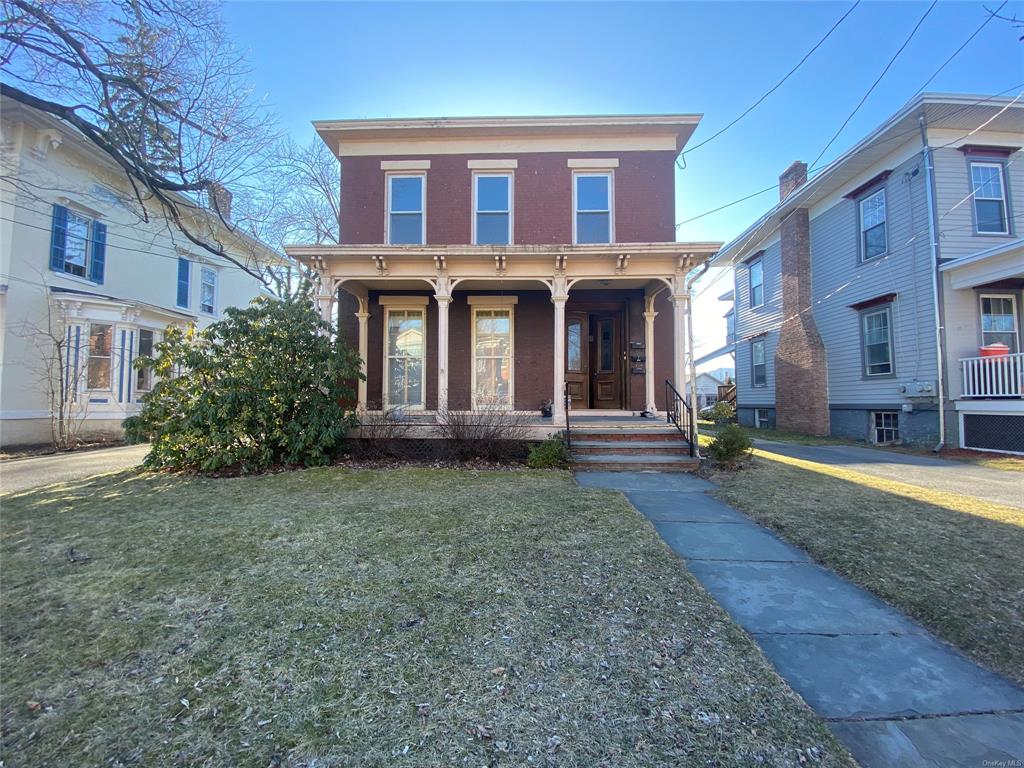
<box><xmin>850</xmin><ymin>292</ymin><xmax>897</xmax><ymax>311</ymax></box>
<box><xmin>957</xmin><ymin>145</ymin><xmax>1020</xmax><ymax>158</ymax></box>
<box><xmin>843</xmin><ymin>170</ymin><xmax>892</xmax><ymax>200</ymax></box>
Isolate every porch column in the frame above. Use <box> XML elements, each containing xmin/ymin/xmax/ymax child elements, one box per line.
<box><xmin>355</xmin><ymin>297</ymin><xmax>370</xmax><ymax>410</ymax></box>
<box><xmin>643</xmin><ymin>294</ymin><xmax>658</xmax><ymax>414</ymax></box>
<box><xmin>551</xmin><ymin>279</ymin><xmax>569</xmax><ymax>427</ymax></box>
<box><xmin>316</xmin><ymin>292</ymin><xmax>336</xmax><ymax>331</ymax></box>
<box><xmin>434</xmin><ymin>282</ymin><xmax>452</xmax><ymax>416</ymax></box>
<box><xmin>670</xmin><ymin>292</ymin><xmax>688</xmax><ymax>394</ymax></box>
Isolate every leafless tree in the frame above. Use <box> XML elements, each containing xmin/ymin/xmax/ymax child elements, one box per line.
<box><xmin>0</xmin><ymin>0</ymin><xmax>281</xmax><ymax>282</ymax></box>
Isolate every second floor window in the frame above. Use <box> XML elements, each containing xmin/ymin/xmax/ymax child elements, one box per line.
<box><xmin>861</xmin><ymin>305</ymin><xmax>894</xmax><ymax>376</ymax></box>
<box><xmin>176</xmin><ymin>257</ymin><xmax>191</xmax><ymax>308</ymax></box>
<box><xmin>859</xmin><ymin>188</ymin><xmax>887</xmax><ymax>260</ymax></box>
<box><xmin>749</xmin><ymin>258</ymin><xmax>764</xmax><ymax>308</ymax></box>
<box><xmin>49</xmin><ymin>204</ymin><xmax>106</xmax><ymax>283</ymax></box>
<box><xmin>751</xmin><ymin>337</ymin><xmax>767</xmax><ymax>387</ymax></box>
<box><xmin>200</xmin><ymin>267</ymin><xmax>217</xmax><ymax>315</ymax></box>
<box><xmin>474</xmin><ymin>174</ymin><xmax>512</xmax><ymax>245</ymax></box>
<box><xmin>388</xmin><ymin>175</ymin><xmax>425</xmax><ymax>245</ymax></box>
<box><xmin>574</xmin><ymin>172</ymin><xmax>612</xmax><ymax>244</ymax></box>
<box><xmin>970</xmin><ymin>162</ymin><xmax>1009</xmax><ymax>234</ymax></box>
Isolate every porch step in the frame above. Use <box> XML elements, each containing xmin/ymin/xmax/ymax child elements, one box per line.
<box><xmin>571</xmin><ymin>440</ymin><xmax>692</xmax><ymax>456</ymax></box>
<box><xmin>570</xmin><ymin>453</ymin><xmax>700</xmax><ymax>473</ymax></box>
<box><xmin>570</xmin><ymin>428</ymin><xmax>685</xmax><ymax>441</ymax></box>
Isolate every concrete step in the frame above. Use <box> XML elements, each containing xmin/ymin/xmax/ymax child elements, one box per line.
<box><xmin>571</xmin><ymin>440</ymin><xmax>692</xmax><ymax>456</ymax></box>
<box><xmin>570</xmin><ymin>453</ymin><xmax>701</xmax><ymax>473</ymax></box>
<box><xmin>570</xmin><ymin>428</ymin><xmax>686</xmax><ymax>442</ymax></box>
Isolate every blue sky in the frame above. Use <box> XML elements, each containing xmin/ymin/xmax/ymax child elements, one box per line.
<box><xmin>224</xmin><ymin>0</ymin><xmax>1023</xmax><ymax>363</ymax></box>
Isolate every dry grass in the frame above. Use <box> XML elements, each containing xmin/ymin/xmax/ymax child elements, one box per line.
<box><xmin>711</xmin><ymin>454</ymin><xmax>1024</xmax><ymax>686</ymax></box>
<box><xmin>1</xmin><ymin>468</ymin><xmax>851</xmax><ymax>768</ymax></box>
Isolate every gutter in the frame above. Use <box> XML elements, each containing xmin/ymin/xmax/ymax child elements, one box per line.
<box><xmin>919</xmin><ymin>115</ymin><xmax>946</xmax><ymax>452</ymax></box>
<box><xmin>686</xmin><ymin>261</ymin><xmax>711</xmax><ymax>455</ymax></box>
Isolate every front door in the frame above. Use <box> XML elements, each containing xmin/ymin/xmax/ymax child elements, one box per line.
<box><xmin>564</xmin><ymin>310</ymin><xmax>589</xmax><ymax>408</ymax></box>
<box><xmin>590</xmin><ymin>311</ymin><xmax>622</xmax><ymax>409</ymax></box>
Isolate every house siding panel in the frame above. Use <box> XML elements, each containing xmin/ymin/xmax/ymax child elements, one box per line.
<box><xmin>733</xmin><ymin>239</ymin><xmax>782</xmax><ymax>407</ymax></box>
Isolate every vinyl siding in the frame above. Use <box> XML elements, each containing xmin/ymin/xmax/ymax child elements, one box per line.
<box><xmin>735</xmin><ymin>330</ymin><xmax>779</xmax><ymax>406</ymax></box>
<box><xmin>810</xmin><ymin>151</ymin><xmax>938</xmax><ymax>405</ymax></box>
<box><xmin>733</xmin><ymin>238</ymin><xmax>782</xmax><ymax>406</ymax></box>
<box><xmin>933</xmin><ymin>145</ymin><xmax>1022</xmax><ymax>260</ymax></box>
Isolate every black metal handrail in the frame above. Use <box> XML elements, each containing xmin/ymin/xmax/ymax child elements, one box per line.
<box><xmin>563</xmin><ymin>382</ymin><xmax>572</xmax><ymax>451</ymax></box>
<box><xmin>665</xmin><ymin>379</ymin><xmax>696</xmax><ymax>457</ymax></box>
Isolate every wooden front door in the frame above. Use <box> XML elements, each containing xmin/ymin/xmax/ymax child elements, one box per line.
<box><xmin>590</xmin><ymin>311</ymin><xmax>622</xmax><ymax>409</ymax></box>
<box><xmin>564</xmin><ymin>310</ymin><xmax>589</xmax><ymax>409</ymax></box>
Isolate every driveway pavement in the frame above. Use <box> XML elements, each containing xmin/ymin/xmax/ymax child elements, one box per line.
<box><xmin>578</xmin><ymin>470</ymin><xmax>1024</xmax><ymax>768</ymax></box>
<box><xmin>1</xmin><ymin>444</ymin><xmax>149</xmax><ymax>495</ymax></box>
<box><xmin>753</xmin><ymin>439</ymin><xmax>1023</xmax><ymax>509</ymax></box>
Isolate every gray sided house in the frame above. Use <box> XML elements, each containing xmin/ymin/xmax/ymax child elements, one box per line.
<box><xmin>712</xmin><ymin>93</ymin><xmax>1023</xmax><ymax>454</ymax></box>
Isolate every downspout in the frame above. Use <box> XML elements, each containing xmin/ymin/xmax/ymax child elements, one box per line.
<box><xmin>686</xmin><ymin>261</ymin><xmax>711</xmax><ymax>455</ymax></box>
<box><xmin>919</xmin><ymin>115</ymin><xmax>946</xmax><ymax>452</ymax></box>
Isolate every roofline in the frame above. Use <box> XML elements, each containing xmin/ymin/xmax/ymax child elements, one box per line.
<box><xmin>285</xmin><ymin>241</ymin><xmax>723</xmax><ymax>259</ymax></box>
<box><xmin>312</xmin><ymin>113</ymin><xmax>702</xmax><ymax>133</ymax></box>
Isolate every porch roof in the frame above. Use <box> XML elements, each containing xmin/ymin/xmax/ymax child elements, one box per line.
<box><xmin>939</xmin><ymin>238</ymin><xmax>1024</xmax><ymax>289</ymax></box>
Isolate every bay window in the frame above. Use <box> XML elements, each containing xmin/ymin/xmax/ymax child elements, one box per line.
<box><xmin>136</xmin><ymin>329</ymin><xmax>155</xmax><ymax>392</ymax></box>
<box><xmin>87</xmin><ymin>323</ymin><xmax>113</xmax><ymax>390</ymax></box>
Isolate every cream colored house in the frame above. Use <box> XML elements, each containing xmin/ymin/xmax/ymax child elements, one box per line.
<box><xmin>0</xmin><ymin>94</ymin><xmax>280</xmax><ymax>448</ymax></box>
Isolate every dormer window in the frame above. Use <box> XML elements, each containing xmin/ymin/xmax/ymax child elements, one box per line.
<box><xmin>573</xmin><ymin>172</ymin><xmax>613</xmax><ymax>244</ymax></box>
<box><xmin>387</xmin><ymin>174</ymin><xmax>425</xmax><ymax>245</ymax></box>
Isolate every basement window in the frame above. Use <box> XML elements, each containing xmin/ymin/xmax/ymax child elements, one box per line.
<box><xmin>872</xmin><ymin>411</ymin><xmax>900</xmax><ymax>445</ymax></box>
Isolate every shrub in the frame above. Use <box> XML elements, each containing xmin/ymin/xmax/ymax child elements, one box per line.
<box><xmin>706</xmin><ymin>424</ymin><xmax>753</xmax><ymax>468</ymax></box>
<box><xmin>709</xmin><ymin>400</ymin><xmax>736</xmax><ymax>425</ymax></box>
<box><xmin>527</xmin><ymin>436</ymin><xmax>570</xmax><ymax>468</ymax></box>
<box><xmin>121</xmin><ymin>415</ymin><xmax>151</xmax><ymax>444</ymax></box>
<box><xmin>134</xmin><ymin>296</ymin><xmax>362</xmax><ymax>473</ymax></box>
<box><xmin>437</xmin><ymin>402</ymin><xmax>531</xmax><ymax>462</ymax></box>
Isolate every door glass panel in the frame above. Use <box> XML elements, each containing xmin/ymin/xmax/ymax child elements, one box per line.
<box><xmin>599</xmin><ymin>318</ymin><xmax>613</xmax><ymax>372</ymax></box>
<box><xmin>567</xmin><ymin>319</ymin><xmax>582</xmax><ymax>372</ymax></box>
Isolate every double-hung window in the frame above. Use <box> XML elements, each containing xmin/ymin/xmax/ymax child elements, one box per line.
<box><xmin>470</xmin><ymin>297</ymin><xmax>516</xmax><ymax>409</ymax></box>
<box><xmin>573</xmin><ymin>172</ymin><xmax>613</xmax><ymax>244</ymax></box>
<box><xmin>751</xmin><ymin>337</ymin><xmax>767</xmax><ymax>387</ymax></box>
<box><xmin>387</xmin><ymin>175</ymin><xmax>425</xmax><ymax>245</ymax></box>
<box><xmin>474</xmin><ymin>174</ymin><xmax>512</xmax><ymax>245</ymax></box>
<box><xmin>49</xmin><ymin>204</ymin><xmax>106</xmax><ymax>283</ymax></box>
<box><xmin>87</xmin><ymin>323</ymin><xmax>113</xmax><ymax>390</ymax></box>
<box><xmin>859</xmin><ymin>188</ymin><xmax>887</xmax><ymax>260</ymax></box>
<box><xmin>970</xmin><ymin>162</ymin><xmax>1009</xmax><ymax>234</ymax></box>
<box><xmin>861</xmin><ymin>305</ymin><xmax>894</xmax><ymax>376</ymax></box>
<box><xmin>749</xmin><ymin>257</ymin><xmax>764</xmax><ymax>308</ymax></box>
<box><xmin>980</xmin><ymin>294</ymin><xmax>1019</xmax><ymax>352</ymax></box>
<box><xmin>136</xmin><ymin>329</ymin><xmax>155</xmax><ymax>392</ymax></box>
<box><xmin>200</xmin><ymin>267</ymin><xmax>217</xmax><ymax>315</ymax></box>
<box><xmin>382</xmin><ymin>298</ymin><xmax>427</xmax><ymax>409</ymax></box>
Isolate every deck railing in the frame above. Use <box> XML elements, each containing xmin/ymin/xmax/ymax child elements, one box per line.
<box><xmin>961</xmin><ymin>352</ymin><xmax>1024</xmax><ymax>398</ymax></box>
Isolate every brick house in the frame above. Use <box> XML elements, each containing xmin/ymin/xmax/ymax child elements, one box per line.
<box><xmin>287</xmin><ymin>115</ymin><xmax>721</xmax><ymax>440</ymax></box>
<box><xmin>711</xmin><ymin>93</ymin><xmax>1023</xmax><ymax>454</ymax></box>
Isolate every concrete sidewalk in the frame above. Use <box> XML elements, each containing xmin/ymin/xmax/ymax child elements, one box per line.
<box><xmin>752</xmin><ymin>439</ymin><xmax>1023</xmax><ymax>509</ymax></box>
<box><xmin>1</xmin><ymin>444</ymin><xmax>148</xmax><ymax>495</ymax></box>
<box><xmin>578</xmin><ymin>471</ymin><xmax>1024</xmax><ymax>768</ymax></box>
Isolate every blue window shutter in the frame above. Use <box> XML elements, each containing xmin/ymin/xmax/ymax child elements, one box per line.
<box><xmin>177</xmin><ymin>257</ymin><xmax>190</xmax><ymax>307</ymax></box>
<box><xmin>89</xmin><ymin>221</ymin><xmax>106</xmax><ymax>283</ymax></box>
<box><xmin>50</xmin><ymin>204</ymin><xmax>68</xmax><ymax>272</ymax></box>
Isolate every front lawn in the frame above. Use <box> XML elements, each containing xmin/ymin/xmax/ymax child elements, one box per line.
<box><xmin>711</xmin><ymin>454</ymin><xmax>1024</xmax><ymax>686</ymax></box>
<box><xmin>1</xmin><ymin>468</ymin><xmax>851</xmax><ymax>767</ymax></box>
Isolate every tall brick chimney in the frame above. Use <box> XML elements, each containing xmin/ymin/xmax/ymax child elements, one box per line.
<box><xmin>773</xmin><ymin>162</ymin><xmax>829</xmax><ymax>436</ymax></box>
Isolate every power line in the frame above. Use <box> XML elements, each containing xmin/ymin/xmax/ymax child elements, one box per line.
<box><xmin>917</xmin><ymin>0</ymin><xmax>1008</xmax><ymax>93</ymax></box>
<box><xmin>677</xmin><ymin>0</ymin><xmax>861</xmax><ymax>162</ymax></box>
<box><xmin>809</xmin><ymin>0</ymin><xmax>938</xmax><ymax>170</ymax></box>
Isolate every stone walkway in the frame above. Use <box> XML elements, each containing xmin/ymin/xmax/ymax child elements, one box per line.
<box><xmin>577</xmin><ymin>471</ymin><xmax>1024</xmax><ymax>768</ymax></box>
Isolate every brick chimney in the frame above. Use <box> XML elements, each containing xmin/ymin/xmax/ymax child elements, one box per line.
<box><xmin>209</xmin><ymin>182</ymin><xmax>233</xmax><ymax>221</ymax></box>
<box><xmin>779</xmin><ymin>160</ymin><xmax>807</xmax><ymax>201</ymax></box>
<box><xmin>773</xmin><ymin>163</ymin><xmax>829</xmax><ymax>436</ymax></box>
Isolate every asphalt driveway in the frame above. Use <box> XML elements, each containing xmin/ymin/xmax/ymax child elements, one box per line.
<box><xmin>753</xmin><ymin>439</ymin><xmax>1023</xmax><ymax>509</ymax></box>
<box><xmin>1</xmin><ymin>444</ymin><xmax>149</xmax><ymax>495</ymax></box>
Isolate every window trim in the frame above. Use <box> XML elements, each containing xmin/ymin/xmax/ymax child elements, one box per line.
<box><xmin>979</xmin><ymin>292</ymin><xmax>1020</xmax><ymax>353</ymax></box>
<box><xmin>968</xmin><ymin>159</ymin><xmax>1012</xmax><ymax>236</ymax></box>
<box><xmin>748</xmin><ymin>256</ymin><xmax>765</xmax><ymax>308</ymax></box>
<box><xmin>385</xmin><ymin>172</ymin><xmax>426</xmax><ymax>246</ymax></box>
<box><xmin>469</xmin><ymin>299</ymin><xmax>516</xmax><ymax>410</ymax></box>
<box><xmin>750</xmin><ymin>335</ymin><xmax>767</xmax><ymax>388</ymax></box>
<box><xmin>381</xmin><ymin>299</ymin><xmax>428</xmax><ymax>411</ymax></box>
<box><xmin>572</xmin><ymin>170</ymin><xmax>614</xmax><ymax>245</ymax></box>
<box><xmin>871</xmin><ymin>410</ymin><xmax>900</xmax><ymax>445</ymax></box>
<box><xmin>85</xmin><ymin>322</ymin><xmax>113</xmax><ymax>391</ymax></box>
<box><xmin>200</xmin><ymin>266</ymin><xmax>218</xmax><ymax>316</ymax></box>
<box><xmin>471</xmin><ymin>172</ymin><xmax>514</xmax><ymax>246</ymax></box>
<box><xmin>857</xmin><ymin>186</ymin><xmax>888</xmax><ymax>263</ymax></box>
<box><xmin>859</xmin><ymin>303</ymin><xmax>896</xmax><ymax>379</ymax></box>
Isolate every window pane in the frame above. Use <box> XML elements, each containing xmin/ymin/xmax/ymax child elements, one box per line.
<box><xmin>87</xmin><ymin>324</ymin><xmax>112</xmax><ymax>389</ymax></box>
<box><xmin>975</xmin><ymin>199</ymin><xmax>1007</xmax><ymax>233</ymax></box>
<box><xmin>390</xmin><ymin>177</ymin><xmax>422</xmax><ymax>212</ymax></box>
<box><xmin>567</xmin><ymin>320</ymin><xmax>582</xmax><ymax>372</ymax></box>
<box><xmin>474</xmin><ymin>357</ymin><xmax>511</xmax><ymax>405</ymax></box>
<box><xmin>971</xmin><ymin>164</ymin><xmax>1004</xmax><ymax>199</ymax></box>
<box><xmin>64</xmin><ymin>210</ymin><xmax>90</xmax><ymax>276</ymax></box>
<box><xmin>200</xmin><ymin>268</ymin><xmax>216</xmax><ymax>313</ymax></box>
<box><xmin>576</xmin><ymin>212</ymin><xmax>610</xmax><ymax>244</ymax></box>
<box><xmin>599</xmin><ymin>319</ymin><xmax>613</xmax><ymax>372</ymax></box>
<box><xmin>89</xmin><ymin>324</ymin><xmax>112</xmax><ymax>356</ymax></box>
<box><xmin>982</xmin><ymin>297</ymin><xmax>1015</xmax><ymax>332</ymax></box>
<box><xmin>476</xmin><ymin>176</ymin><xmax>509</xmax><ymax>212</ymax></box>
<box><xmin>576</xmin><ymin>175</ymin><xmax>609</xmax><ymax>210</ymax></box>
<box><xmin>752</xmin><ymin>340</ymin><xmax>765</xmax><ymax>365</ymax></box>
<box><xmin>476</xmin><ymin>213</ymin><xmax>509</xmax><ymax>245</ymax></box>
<box><xmin>863</xmin><ymin>223</ymin><xmax>887</xmax><ymax>259</ymax></box>
<box><xmin>387</xmin><ymin>311</ymin><xmax>423</xmax><ymax>357</ymax></box>
<box><xmin>389</xmin><ymin>213</ymin><xmax>423</xmax><ymax>245</ymax></box>
<box><xmin>87</xmin><ymin>358</ymin><xmax>110</xmax><ymax>389</ymax></box>
<box><xmin>860</xmin><ymin>191</ymin><xmax>886</xmax><ymax>229</ymax></box>
<box><xmin>388</xmin><ymin>358</ymin><xmax>422</xmax><ymax>406</ymax></box>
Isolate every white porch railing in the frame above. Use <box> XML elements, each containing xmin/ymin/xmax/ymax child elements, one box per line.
<box><xmin>961</xmin><ymin>352</ymin><xmax>1024</xmax><ymax>398</ymax></box>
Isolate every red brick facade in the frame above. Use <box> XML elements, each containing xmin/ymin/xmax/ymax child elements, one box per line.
<box><xmin>339</xmin><ymin>151</ymin><xmax>677</xmax><ymax>245</ymax></box>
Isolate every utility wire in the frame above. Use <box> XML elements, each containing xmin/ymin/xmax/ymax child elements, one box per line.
<box><xmin>917</xmin><ymin>0</ymin><xmax>1007</xmax><ymax>93</ymax></box>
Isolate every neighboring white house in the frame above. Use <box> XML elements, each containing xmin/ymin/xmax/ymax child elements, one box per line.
<box><xmin>0</xmin><ymin>94</ymin><xmax>280</xmax><ymax>448</ymax></box>
<box><xmin>686</xmin><ymin>372</ymin><xmax>726</xmax><ymax>409</ymax></box>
